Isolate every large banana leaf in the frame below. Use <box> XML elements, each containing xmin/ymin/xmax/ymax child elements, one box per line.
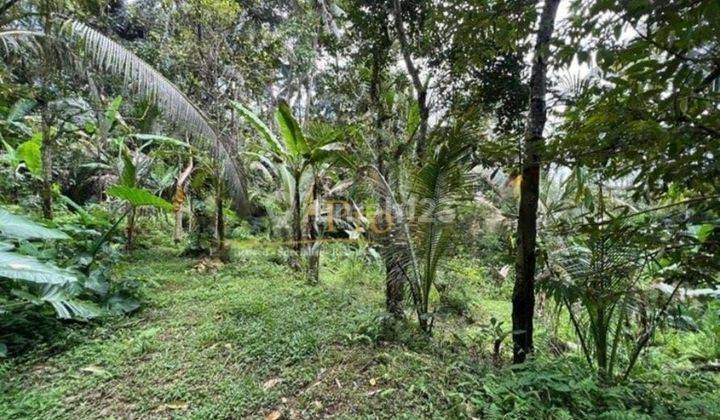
<box><xmin>276</xmin><ymin>101</ymin><xmax>308</xmax><ymax>157</ymax></box>
<box><xmin>107</xmin><ymin>185</ymin><xmax>173</xmax><ymax>211</ymax></box>
<box><xmin>231</xmin><ymin>101</ymin><xmax>287</xmax><ymax>157</ymax></box>
<box><xmin>0</xmin><ymin>251</ymin><xmax>77</xmax><ymax>285</ymax></box>
<box><xmin>0</xmin><ymin>208</ymin><xmax>70</xmax><ymax>240</ymax></box>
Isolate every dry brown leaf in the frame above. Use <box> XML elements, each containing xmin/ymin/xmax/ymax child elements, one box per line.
<box><xmin>154</xmin><ymin>400</ymin><xmax>189</xmax><ymax>412</ymax></box>
<box><xmin>265</xmin><ymin>410</ymin><xmax>282</xmax><ymax>420</ymax></box>
<box><xmin>263</xmin><ymin>377</ymin><xmax>283</xmax><ymax>390</ymax></box>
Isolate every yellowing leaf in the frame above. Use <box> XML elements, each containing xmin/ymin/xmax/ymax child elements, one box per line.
<box><xmin>265</xmin><ymin>410</ymin><xmax>282</xmax><ymax>420</ymax></box>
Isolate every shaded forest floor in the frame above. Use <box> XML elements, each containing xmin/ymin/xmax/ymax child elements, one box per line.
<box><xmin>1</xmin><ymin>239</ymin><xmax>719</xmax><ymax>418</ymax></box>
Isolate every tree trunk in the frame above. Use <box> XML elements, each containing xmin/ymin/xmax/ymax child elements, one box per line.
<box><xmin>292</xmin><ymin>173</ymin><xmax>303</xmax><ymax>266</ymax></box>
<box><xmin>173</xmin><ymin>160</ymin><xmax>193</xmax><ymax>243</ymax></box>
<box><xmin>40</xmin><ymin>111</ymin><xmax>53</xmax><ymax>220</ymax></box>
<box><xmin>369</xmin><ymin>33</ymin><xmax>405</xmax><ymax>319</ymax></box>
<box><xmin>174</xmin><ymin>205</ymin><xmax>184</xmax><ymax>243</ymax></box>
<box><xmin>392</xmin><ymin>0</ymin><xmax>429</xmax><ymax>160</ymax></box>
<box><xmin>307</xmin><ymin>174</ymin><xmax>320</xmax><ymax>283</ymax></box>
<box><xmin>126</xmin><ymin>206</ymin><xmax>136</xmax><ymax>250</ymax></box>
<box><xmin>512</xmin><ymin>0</ymin><xmax>560</xmax><ymax>363</ymax></box>
<box><xmin>215</xmin><ymin>178</ymin><xmax>225</xmax><ymax>251</ymax></box>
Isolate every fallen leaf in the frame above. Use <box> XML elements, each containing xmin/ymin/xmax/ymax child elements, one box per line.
<box><xmin>263</xmin><ymin>377</ymin><xmax>283</xmax><ymax>390</ymax></box>
<box><xmin>80</xmin><ymin>365</ymin><xmax>107</xmax><ymax>376</ymax></box>
<box><xmin>265</xmin><ymin>410</ymin><xmax>282</xmax><ymax>420</ymax></box>
<box><xmin>154</xmin><ymin>400</ymin><xmax>189</xmax><ymax>412</ymax></box>
<box><xmin>166</xmin><ymin>401</ymin><xmax>189</xmax><ymax>410</ymax></box>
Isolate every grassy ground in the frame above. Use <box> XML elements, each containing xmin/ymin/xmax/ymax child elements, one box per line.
<box><xmin>1</xmin><ymin>239</ymin><xmax>719</xmax><ymax>418</ymax></box>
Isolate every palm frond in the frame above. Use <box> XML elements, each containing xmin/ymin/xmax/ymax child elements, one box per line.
<box><xmin>63</xmin><ymin>20</ymin><xmax>214</xmax><ymax>141</ymax></box>
<box><xmin>0</xmin><ymin>30</ymin><xmax>42</xmax><ymax>54</ymax></box>
<box><xmin>62</xmin><ymin>19</ymin><xmax>249</xmax><ymax>215</ymax></box>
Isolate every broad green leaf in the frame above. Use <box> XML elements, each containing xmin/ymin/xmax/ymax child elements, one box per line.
<box><xmin>310</xmin><ymin>142</ymin><xmax>351</xmax><ymax>166</ymax></box>
<box><xmin>107</xmin><ymin>185</ymin><xmax>173</xmax><ymax>211</ymax></box>
<box><xmin>690</xmin><ymin>224</ymin><xmax>715</xmax><ymax>243</ymax></box>
<box><xmin>132</xmin><ymin>134</ymin><xmax>191</xmax><ymax>149</ymax></box>
<box><xmin>2</xmin><ymin>138</ymin><xmax>17</xmax><ymax>158</ymax></box>
<box><xmin>84</xmin><ymin>270</ymin><xmax>109</xmax><ymax>296</ymax></box>
<box><xmin>7</xmin><ymin>98</ymin><xmax>36</xmax><ymax>122</ymax></box>
<box><xmin>120</xmin><ymin>147</ymin><xmax>136</xmax><ymax>187</ymax></box>
<box><xmin>104</xmin><ymin>95</ymin><xmax>123</xmax><ymax>128</ymax></box>
<box><xmin>40</xmin><ymin>285</ymin><xmax>102</xmax><ymax>319</ymax></box>
<box><xmin>105</xmin><ymin>294</ymin><xmax>140</xmax><ymax>315</ymax></box>
<box><xmin>16</xmin><ymin>138</ymin><xmax>41</xmax><ymax>175</ymax></box>
<box><xmin>0</xmin><ymin>251</ymin><xmax>77</xmax><ymax>285</ymax></box>
<box><xmin>0</xmin><ymin>208</ymin><xmax>70</xmax><ymax>240</ymax></box>
<box><xmin>231</xmin><ymin>101</ymin><xmax>287</xmax><ymax>157</ymax></box>
<box><xmin>275</xmin><ymin>101</ymin><xmax>307</xmax><ymax>156</ymax></box>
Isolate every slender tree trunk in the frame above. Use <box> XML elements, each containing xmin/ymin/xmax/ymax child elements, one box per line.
<box><xmin>215</xmin><ymin>177</ymin><xmax>225</xmax><ymax>251</ymax></box>
<box><xmin>368</xmin><ymin>32</ymin><xmax>405</xmax><ymax>318</ymax></box>
<box><xmin>392</xmin><ymin>0</ymin><xmax>429</xmax><ymax>160</ymax></box>
<box><xmin>512</xmin><ymin>0</ymin><xmax>560</xmax><ymax>363</ymax></box>
<box><xmin>173</xmin><ymin>160</ymin><xmax>193</xmax><ymax>243</ymax></box>
<box><xmin>292</xmin><ymin>173</ymin><xmax>303</xmax><ymax>266</ymax></box>
<box><xmin>40</xmin><ymin>111</ymin><xmax>53</xmax><ymax>220</ymax></box>
<box><xmin>174</xmin><ymin>204</ymin><xmax>184</xmax><ymax>243</ymax></box>
<box><xmin>307</xmin><ymin>174</ymin><xmax>320</xmax><ymax>283</ymax></box>
<box><xmin>126</xmin><ymin>206</ymin><xmax>136</xmax><ymax>250</ymax></box>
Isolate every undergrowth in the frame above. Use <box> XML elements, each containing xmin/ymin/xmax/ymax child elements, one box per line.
<box><xmin>0</xmin><ymin>238</ymin><xmax>718</xmax><ymax>418</ymax></box>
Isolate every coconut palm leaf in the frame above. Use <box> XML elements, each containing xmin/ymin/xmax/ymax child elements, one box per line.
<box><xmin>0</xmin><ymin>30</ymin><xmax>42</xmax><ymax>54</ymax></box>
<box><xmin>61</xmin><ymin>19</ymin><xmax>249</xmax><ymax>215</ymax></box>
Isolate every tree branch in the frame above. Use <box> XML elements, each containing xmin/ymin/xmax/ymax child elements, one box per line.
<box><xmin>392</xmin><ymin>0</ymin><xmax>429</xmax><ymax>159</ymax></box>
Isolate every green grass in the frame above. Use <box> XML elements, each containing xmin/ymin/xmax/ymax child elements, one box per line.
<box><xmin>1</xmin><ymin>241</ymin><xmax>719</xmax><ymax>418</ymax></box>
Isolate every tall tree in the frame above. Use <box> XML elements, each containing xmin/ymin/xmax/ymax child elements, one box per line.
<box><xmin>512</xmin><ymin>0</ymin><xmax>560</xmax><ymax>363</ymax></box>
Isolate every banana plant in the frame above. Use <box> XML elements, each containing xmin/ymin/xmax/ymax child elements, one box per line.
<box><xmin>232</xmin><ymin>100</ymin><xmax>347</xmax><ymax>282</ymax></box>
<box><xmin>0</xmin><ymin>15</ymin><xmax>248</xmax><ymax>216</ymax></box>
<box><xmin>106</xmin><ymin>146</ymin><xmax>172</xmax><ymax>249</ymax></box>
